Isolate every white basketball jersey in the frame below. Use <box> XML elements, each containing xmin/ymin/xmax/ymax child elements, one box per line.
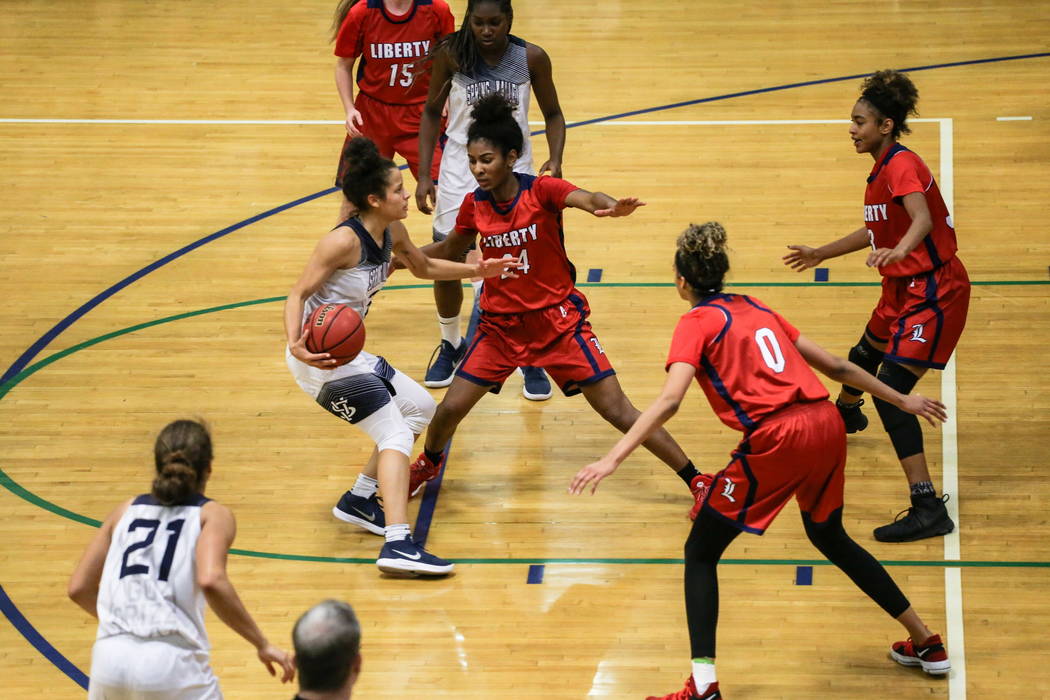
<box><xmin>445</xmin><ymin>34</ymin><xmax>533</xmax><ymax>167</ymax></box>
<box><xmin>303</xmin><ymin>218</ymin><xmax>392</xmax><ymax>322</ymax></box>
<box><xmin>95</xmin><ymin>494</ymin><xmax>210</xmax><ymax>651</ymax></box>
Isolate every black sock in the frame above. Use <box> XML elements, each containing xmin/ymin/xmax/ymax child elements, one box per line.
<box><xmin>677</xmin><ymin>460</ymin><xmax>700</xmax><ymax>486</ymax></box>
<box><xmin>424</xmin><ymin>448</ymin><xmax>444</xmax><ymax>465</ymax></box>
<box><xmin>910</xmin><ymin>481</ymin><xmax>936</xmax><ymax>498</ymax></box>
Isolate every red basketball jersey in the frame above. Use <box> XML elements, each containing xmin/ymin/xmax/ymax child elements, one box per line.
<box><xmin>666</xmin><ymin>295</ymin><xmax>829</xmax><ymax>432</ymax></box>
<box><xmin>455</xmin><ymin>174</ymin><xmax>581</xmax><ymax>313</ymax></box>
<box><xmin>334</xmin><ymin>0</ymin><xmax>454</xmax><ymax>105</ymax></box>
<box><xmin>864</xmin><ymin>144</ymin><xmax>958</xmax><ymax>278</ymax></box>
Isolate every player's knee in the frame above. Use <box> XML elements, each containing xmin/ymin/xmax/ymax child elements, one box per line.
<box><xmin>402</xmin><ymin>393</ymin><xmax>437</xmax><ymax>434</ymax></box>
<box><xmin>375</xmin><ymin>428</ymin><xmax>414</xmax><ymax>457</ymax></box>
<box><xmin>596</xmin><ymin>397</ymin><xmax>638</xmax><ymax>432</ymax></box>
<box><xmin>872</xmin><ymin>363</ymin><xmax>925</xmax><ymax>459</ymax></box>
<box><xmin>802</xmin><ymin>509</ymin><xmax>851</xmax><ymax>557</ymax></box>
<box><xmin>847</xmin><ymin>335</ymin><xmax>885</xmax><ymax>376</ymax></box>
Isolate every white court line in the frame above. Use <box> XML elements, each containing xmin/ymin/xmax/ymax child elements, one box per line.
<box><xmin>938</xmin><ymin>117</ymin><xmax>966</xmax><ymax>699</ymax></box>
<box><xmin>996</xmin><ymin>116</ymin><xmax>1032</xmax><ymax>121</ymax></box>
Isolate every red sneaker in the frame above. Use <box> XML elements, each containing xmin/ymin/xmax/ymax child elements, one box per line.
<box><xmin>689</xmin><ymin>473</ymin><xmax>714</xmax><ymax>520</ymax></box>
<box><xmin>890</xmin><ymin>634</ymin><xmax>951</xmax><ymax>675</ymax></box>
<box><xmin>409</xmin><ymin>452</ymin><xmax>442</xmax><ymax>498</ymax></box>
<box><xmin>647</xmin><ymin>676</ymin><xmax>720</xmax><ymax>700</ymax></box>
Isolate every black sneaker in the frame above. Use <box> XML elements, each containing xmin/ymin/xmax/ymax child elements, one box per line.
<box><xmin>836</xmin><ymin>398</ymin><xmax>869</xmax><ymax>433</ymax></box>
<box><xmin>424</xmin><ymin>338</ymin><xmax>466</xmax><ymax>388</ymax></box>
<box><xmin>874</xmin><ymin>494</ymin><xmax>954</xmax><ymax>542</ymax></box>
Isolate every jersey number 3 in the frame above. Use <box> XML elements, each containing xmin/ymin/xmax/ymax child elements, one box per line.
<box><xmin>754</xmin><ymin>327</ymin><xmax>786</xmax><ymax>374</ymax></box>
<box><xmin>119</xmin><ymin>518</ymin><xmax>186</xmax><ymax>581</ymax></box>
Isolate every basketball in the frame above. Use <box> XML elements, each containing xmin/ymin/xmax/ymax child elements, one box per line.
<box><xmin>303</xmin><ymin>303</ymin><xmax>366</xmax><ymax>366</ymax></box>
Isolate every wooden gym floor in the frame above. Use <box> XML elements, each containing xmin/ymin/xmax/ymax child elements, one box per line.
<box><xmin>1</xmin><ymin>1</ymin><xmax>1048</xmax><ymax>697</ymax></box>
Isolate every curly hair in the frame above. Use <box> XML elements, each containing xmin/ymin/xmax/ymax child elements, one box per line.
<box><xmin>859</xmin><ymin>70</ymin><xmax>919</xmax><ymax>139</ymax></box>
<box><xmin>467</xmin><ymin>93</ymin><xmax>524</xmax><ymax>157</ymax></box>
<box><xmin>675</xmin><ymin>222</ymin><xmax>730</xmax><ymax>295</ymax></box>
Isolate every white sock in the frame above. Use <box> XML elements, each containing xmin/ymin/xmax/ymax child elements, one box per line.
<box><xmin>691</xmin><ymin>658</ymin><xmax>717</xmax><ymax>694</ymax></box>
<box><xmin>350</xmin><ymin>474</ymin><xmax>378</xmax><ymax>499</ymax></box>
<box><xmin>385</xmin><ymin>523</ymin><xmax>411</xmax><ymax>543</ymax></box>
<box><xmin>438</xmin><ymin>314</ymin><xmax>462</xmax><ymax>347</ymax></box>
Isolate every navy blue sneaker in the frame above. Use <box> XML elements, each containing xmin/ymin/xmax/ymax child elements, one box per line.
<box><xmin>332</xmin><ymin>492</ymin><xmax>385</xmax><ymax>536</ymax></box>
<box><xmin>424</xmin><ymin>338</ymin><xmax>466</xmax><ymax>388</ymax></box>
<box><xmin>521</xmin><ymin>366</ymin><xmax>552</xmax><ymax>401</ymax></box>
<box><xmin>377</xmin><ymin>539</ymin><xmax>454</xmax><ymax>576</ymax></box>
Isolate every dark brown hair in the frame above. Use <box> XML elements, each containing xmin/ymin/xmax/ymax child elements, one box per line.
<box><xmin>675</xmin><ymin>222</ymin><xmax>730</xmax><ymax>296</ymax></box>
<box><xmin>859</xmin><ymin>69</ymin><xmax>919</xmax><ymax>139</ymax></box>
<box><xmin>152</xmin><ymin>419</ymin><xmax>213</xmax><ymax>505</ymax></box>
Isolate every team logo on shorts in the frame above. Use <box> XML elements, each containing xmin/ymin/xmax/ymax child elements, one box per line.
<box><xmin>721</xmin><ymin>477</ymin><xmax>737</xmax><ymax>503</ymax></box>
<box><xmin>908</xmin><ymin>323</ymin><xmax>928</xmax><ymax>343</ymax></box>
<box><xmin>330</xmin><ymin>398</ymin><xmax>357</xmax><ymax>423</ymax></box>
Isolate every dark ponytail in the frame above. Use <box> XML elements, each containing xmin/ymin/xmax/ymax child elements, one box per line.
<box><xmin>467</xmin><ymin>93</ymin><xmax>523</xmax><ymax>157</ymax></box>
<box><xmin>859</xmin><ymin>70</ymin><xmax>919</xmax><ymax>139</ymax></box>
<box><xmin>152</xmin><ymin>419</ymin><xmax>213</xmax><ymax>505</ymax></box>
<box><xmin>340</xmin><ymin>137</ymin><xmax>397</xmax><ymax>210</ymax></box>
<box><xmin>675</xmin><ymin>222</ymin><xmax>730</xmax><ymax>296</ymax></box>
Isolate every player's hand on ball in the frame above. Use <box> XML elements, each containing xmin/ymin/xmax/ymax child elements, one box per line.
<box><xmin>594</xmin><ymin>197</ymin><xmax>646</xmax><ymax>218</ymax></box>
<box><xmin>569</xmin><ymin>457</ymin><xmax>619</xmax><ymax>495</ymax></box>
<box><xmin>782</xmin><ymin>245</ymin><xmax>824</xmax><ymax>271</ymax></box>
<box><xmin>477</xmin><ymin>256</ymin><xmax>522</xmax><ymax>279</ymax></box>
<box><xmin>291</xmin><ymin>328</ymin><xmax>338</xmax><ymax>369</ymax></box>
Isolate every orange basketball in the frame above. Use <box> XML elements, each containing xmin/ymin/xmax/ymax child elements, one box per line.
<box><xmin>303</xmin><ymin>303</ymin><xmax>366</xmax><ymax>366</ymax></box>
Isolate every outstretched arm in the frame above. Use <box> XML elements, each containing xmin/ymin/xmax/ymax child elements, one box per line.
<box><xmin>570</xmin><ymin>362</ymin><xmax>695</xmax><ymax>494</ymax></box>
<box><xmin>783</xmin><ymin>226</ymin><xmax>870</xmax><ymax>272</ymax></box>
<box><xmin>390</xmin><ymin>221</ymin><xmax>519</xmax><ymax>280</ymax></box>
<box><xmin>564</xmin><ymin>188</ymin><xmax>646</xmax><ymax>217</ymax></box>
<box><xmin>197</xmin><ymin>503</ymin><xmax>295</xmax><ymax>683</ymax></box>
<box><xmin>794</xmin><ymin>334</ymin><xmax>946</xmax><ymax>425</ymax></box>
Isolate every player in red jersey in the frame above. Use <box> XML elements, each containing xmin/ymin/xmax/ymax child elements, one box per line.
<box><xmin>783</xmin><ymin>70</ymin><xmax>969</xmax><ymax>543</ymax></box>
<box><xmin>572</xmin><ymin>222</ymin><xmax>951</xmax><ymax>700</ymax></box>
<box><xmin>407</xmin><ymin>93</ymin><xmax>707</xmax><ymax>499</ymax></box>
<box><xmin>331</xmin><ymin>0</ymin><xmax>454</xmax><ymax>221</ymax></box>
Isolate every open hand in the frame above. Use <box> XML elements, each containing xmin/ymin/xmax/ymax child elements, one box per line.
<box><xmin>258</xmin><ymin>643</ymin><xmax>295</xmax><ymax>683</ymax></box>
<box><xmin>900</xmin><ymin>394</ymin><xmax>948</xmax><ymax>427</ymax></box>
<box><xmin>782</xmin><ymin>245</ymin><xmax>824</xmax><ymax>272</ymax></box>
<box><xmin>594</xmin><ymin>197</ymin><xmax>646</xmax><ymax>218</ymax></box>
<box><xmin>477</xmin><ymin>256</ymin><xmax>522</xmax><ymax>279</ymax></box>
<box><xmin>569</xmin><ymin>457</ymin><xmax>618</xmax><ymax>495</ymax></box>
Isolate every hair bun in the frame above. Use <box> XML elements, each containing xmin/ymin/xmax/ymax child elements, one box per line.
<box><xmin>470</xmin><ymin>93</ymin><xmax>514</xmax><ymax>126</ymax></box>
<box><xmin>678</xmin><ymin>221</ymin><xmax>727</xmax><ymax>259</ymax></box>
<box><xmin>344</xmin><ymin>137</ymin><xmax>382</xmax><ymax>180</ymax></box>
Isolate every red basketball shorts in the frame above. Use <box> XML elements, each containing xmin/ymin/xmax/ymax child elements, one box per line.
<box><xmin>335</xmin><ymin>92</ymin><xmax>442</xmax><ymax>187</ymax></box>
<box><xmin>455</xmin><ymin>291</ymin><xmax>615</xmax><ymax>396</ymax></box>
<box><xmin>701</xmin><ymin>400</ymin><xmax>846</xmax><ymax>535</ymax></box>
<box><xmin>866</xmin><ymin>255</ymin><xmax>970</xmax><ymax>370</ymax></box>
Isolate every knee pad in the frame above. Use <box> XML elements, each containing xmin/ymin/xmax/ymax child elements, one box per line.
<box><xmin>843</xmin><ymin>335</ymin><xmax>885</xmax><ymax>396</ymax></box>
<box><xmin>872</xmin><ymin>363</ymin><xmax>924</xmax><ymax>459</ymax></box>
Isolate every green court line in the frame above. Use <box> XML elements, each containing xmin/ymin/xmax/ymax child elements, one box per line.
<box><xmin>1</xmin><ymin>474</ymin><xmax>1045</xmax><ymax>568</ymax></box>
<box><xmin>3</xmin><ymin>284</ymin><xmax>1049</xmax><ymax>570</ymax></box>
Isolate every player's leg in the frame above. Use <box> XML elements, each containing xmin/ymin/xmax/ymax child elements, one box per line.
<box><xmin>834</xmin><ymin>329</ymin><xmax>887</xmax><ymax>433</ymax></box>
<box><xmin>579</xmin><ymin>374</ymin><xmax>696</xmax><ymax>475</ymax></box>
<box><xmin>647</xmin><ymin>509</ymin><xmax>739</xmax><ymax>700</ymax></box>
<box><xmin>385</xmin><ymin>366</ymin><xmax>439</xmax><ymax>497</ymax></box>
<box><xmin>873</xmin><ymin>260</ymin><xmax>969</xmax><ymax>542</ymax></box>
<box><xmin>424</xmin><ymin>142</ymin><xmax>473</xmax><ymax>387</ymax></box>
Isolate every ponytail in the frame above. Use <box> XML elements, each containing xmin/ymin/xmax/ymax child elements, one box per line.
<box><xmin>151</xmin><ymin>419</ymin><xmax>213</xmax><ymax>505</ymax></box>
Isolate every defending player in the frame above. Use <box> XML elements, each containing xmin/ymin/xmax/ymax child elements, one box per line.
<box><xmin>572</xmin><ymin>223</ymin><xmax>951</xmax><ymax>700</ymax></box>
<box><xmin>68</xmin><ymin>419</ymin><xmax>295</xmax><ymax>698</ymax></box>
<box><xmin>783</xmin><ymin>70</ymin><xmax>970</xmax><ymax>542</ymax></box>
<box><xmin>331</xmin><ymin>0</ymin><xmax>454</xmax><ymax>222</ymax></box>
<box><xmin>285</xmin><ymin>136</ymin><xmax>516</xmax><ymax>576</ymax></box>
<box><xmin>414</xmin><ymin>0</ymin><xmax>566</xmax><ymax>399</ymax></box>
<box><xmin>409</xmin><ymin>94</ymin><xmax>707</xmax><ymax>502</ymax></box>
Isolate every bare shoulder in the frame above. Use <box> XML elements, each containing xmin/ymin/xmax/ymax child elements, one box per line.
<box><xmin>525</xmin><ymin>41</ymin><xmax>551</xmax><ymax>65</ymax></box>
<box><xmin>201</xmin><ymin>499</ymin><xmax>234</xmax><ymax>527</ymax></box>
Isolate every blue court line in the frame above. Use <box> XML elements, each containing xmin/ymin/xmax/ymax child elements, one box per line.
<box><xmin>0</xmin><ymin>585</ymin><xmax>89</xmax><ymax>689</ymax></box>
<box><xmin>412</xmin><ymin>443</ymin><xmax>451</xmax><ymax>548</ymax></box>
<box><xmin>3</xmin><ymin>50</ymin><xmax>1047</xmax><ymax>689</ymax></box>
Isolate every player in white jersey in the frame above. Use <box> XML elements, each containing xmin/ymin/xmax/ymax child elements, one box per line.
<box><xmin>284</xmin><ymin>136</ymin><xmax>517</xmax><ymax>576</ymax></box>
<box><xmin>413</xmin><ymin>0</ymin><xmax>567</xmax><ymax>397</ymax></box>
<box><xmin>68</xmin><ymin>419</ymin><xmax>294</xmax><ymax>699</ymax></box>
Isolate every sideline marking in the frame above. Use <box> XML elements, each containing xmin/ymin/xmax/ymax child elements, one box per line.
<box><xmin>995</xmin><ymin>116</ymin><xmax>1032</xmax><ymax>121</ymax></box>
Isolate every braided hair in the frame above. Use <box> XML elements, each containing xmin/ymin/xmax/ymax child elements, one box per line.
<box><xmin>858</xmin><ymin>70</ymin><xmax>919</xmax><ymax>139</ymax></box>
<box><xmin>675</xmin><ymin>222</ymin><xmax>730</xmax><ymax>296</ymax></box>
<box><xmin>340</xmin><ymin>137</ymin><xmax>398</xmax><ymax>210</ymax></box>
<box><xmin>152</xmin><ymin>419</ymin><xmax>213</xmax><ymax>506</ymax></box>
<box><xmin>433</xmin><ymin>0</ymin><xmax>513</xmax><ymax>76</ymax></box>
